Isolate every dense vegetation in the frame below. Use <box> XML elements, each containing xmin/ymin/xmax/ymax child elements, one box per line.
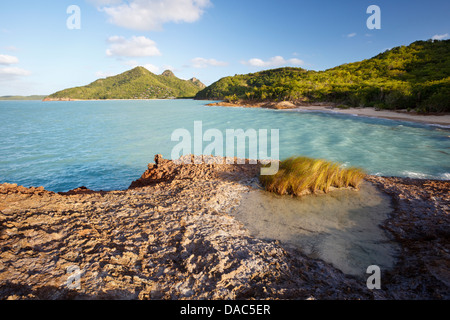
<box><xmin>196</xmin><ymin>40</ymin><xmax>450</xmax><ymax>112</ymax></box>
<box><xmin>47</xmin><ymin>67</ymin><xmax>205</xmax><ymax>100</ymax></box>
<box><xmin>260</xmin><ymin>157</ymin><xmax>366</xmax><ymax>197</ymax></box>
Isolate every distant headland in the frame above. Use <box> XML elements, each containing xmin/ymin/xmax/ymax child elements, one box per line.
<box><xmin>196</xmin><ymin>40</ymin><xmax>450</xmax><ymax>114</ymax></box>
<box><xmin>43</xmin><ymin>67</ymin><xmax>206</xmax><ymax>101</ymax></box>
<box><xmin>0</xmin><ymin>95</ymin><xmax>47</xmax><ymax>101</ymax></box>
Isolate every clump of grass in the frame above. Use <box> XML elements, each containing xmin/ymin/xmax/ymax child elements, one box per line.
<box><xmin>260</xmin><ymin>156</ymin><xmax>366</xmax><ymax>196</ymax></box>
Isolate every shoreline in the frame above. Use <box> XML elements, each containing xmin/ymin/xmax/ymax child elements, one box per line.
<box><xmin>293</xmin><ymin>105</ymin><xmax>450</xmax><ymax>127</ymax></box>
<box><xmin>1</xmin><ymin>155</ymin><xmax>449</xmax><ymax>299</ymax></box>
<box><xmin>31</xmin><ymin>98</ymin><xmax>450</xmax><ymax>127</ymax></box>
<box><xmin>205</xmin><ymin>101</ymin><xmax>450</xmax><ymax>127</ymax></box>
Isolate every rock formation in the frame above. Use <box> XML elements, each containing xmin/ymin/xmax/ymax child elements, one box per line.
<box><xmin>0</xmin><ymin>157</ymin><xmax>448</xmax><ymax>300</ymax></box>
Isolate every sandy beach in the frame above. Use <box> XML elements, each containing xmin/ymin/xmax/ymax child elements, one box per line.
<box><xmin>205</xmin><ymin>101</ymin><xmax>450</xmax><ymax>127</ymax></box>
<box><xmin>294</xmin><ymin>106</ymin><xmax>450</xmax><ymax>127</ymax></box>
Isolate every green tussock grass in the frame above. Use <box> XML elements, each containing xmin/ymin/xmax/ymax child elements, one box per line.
<box><xmin>260</xmin><ymin>156</ymin><xmax>366</xmax><ymax>196</ymax></box>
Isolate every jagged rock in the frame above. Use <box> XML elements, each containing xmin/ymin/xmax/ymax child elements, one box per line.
<box><xmin>129</xmin><ymin>154</ymin><xmax>259</xmax><ymax>189</ymax></box>
<box><xmin>262</xmin><ymin>101</ymin><xmax>297</xmax><ymax>109</ymax></box>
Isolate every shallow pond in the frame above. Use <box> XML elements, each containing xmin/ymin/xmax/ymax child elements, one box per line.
<box><xmin>231</xmin><ymin>182</ymin><xmax>400</xmax><ymax>277</ymax></box>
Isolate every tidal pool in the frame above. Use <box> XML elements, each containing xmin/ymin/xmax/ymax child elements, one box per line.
<box><xmin>231</xmin><ymin>182</ymin><xmax>400</xmax><ymax>277</ymax></box>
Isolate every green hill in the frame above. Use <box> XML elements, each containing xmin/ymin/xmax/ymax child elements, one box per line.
<box><xmin>46</xmin><ymin>67</ymin><xmax>205</xmax><ymax>100</ymax></box>
<box><xmin>196</xmin><ymin>40</ymin><xmax>450</xmax><ymax>112</ymax></box>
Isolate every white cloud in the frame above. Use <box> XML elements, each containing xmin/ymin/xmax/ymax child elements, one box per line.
<box><xmin>191</xmin><ymin>57</ymin><xmax>228</xmax><ymax>68</ymax></box>
<box><xmin>142</xmin><ymin>64</ymin><xmax>160</xmax><ymax>73</ymax></box>
<box><xmin>163</xmin><ymin>64</ymin><xmax>176</xmax><ymax>72</ymax></box>
<box><xmin>288</xmin><ymin>58</ymin><xmax>305</xmax><ymax>65</ymax></box>
<box><xmin>123</xmin><ymin>60</ymin><xmax>161</xmax><ymax>73</ymax></box>
<box><xmin>95</xmin><ymin>0</ymin><xmax>212</xmax><ymax>31</ymax></box>
<box><xmin>432</xmin><ymin>33</ymin><xmax>449</xmax><ymax>40</ymax></box>
<box><xmin>106</xmin><ymin>35</ymin><xmax>161</xmax><ymax>57</ymax></box>
<box><xmin>0</xmin><ymin>54</ymin><xmax>19</xmax><ymax>65</ymax></box>
<box><xmin>0</xmin><ymin>67</ymin><xmax>30</xmax><ymax>76</ymax></box>
<box><xmin>0</xmin><ymin>67</ymin><xmax>31</xmax><ymax>81</ymax></box>
<box><xmin>242</xmin><ymin>56</ymin><xmax>304</xmax><ymax>68</ymax></box>
<box><xmin>347</xmin><ymin>32</ymin><xmax>357</xmax><ymax>38</ymax></box>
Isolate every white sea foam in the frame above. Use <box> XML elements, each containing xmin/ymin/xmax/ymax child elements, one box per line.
<box><xmin>402</xmin><ymin>171</ymin><xmax>450</xmax><ymax>180</ymax></box>
<box><xmin>440</xmin><ymin>173</ymin><xmax>450</xmax><ymax>180</ymax></box>
<box><xmin>402</xmin><ymin>171</ymin><xmax>431</xmax><ymax>179</ymax></box>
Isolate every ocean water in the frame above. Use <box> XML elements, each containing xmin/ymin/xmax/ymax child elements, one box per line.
<box><xmin>0</xmin><ymin>99</ymin><xmax>449</xmax><ymax>192</ymax></box>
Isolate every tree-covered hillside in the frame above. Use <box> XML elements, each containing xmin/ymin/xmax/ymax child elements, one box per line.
<box><xmin>46</xmin><ymin>67</ymin><xmax>205</xmax><ymax>100</ymax></box>
<box><xmin>196</xmin><ymin>40</ymin><xmax>450</xmax><ymax>112</ymax></box>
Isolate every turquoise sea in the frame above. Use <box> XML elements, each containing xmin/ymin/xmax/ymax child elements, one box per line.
<box><xmin>0</xmin><ymin>99</ymin><xmax>449</xmax><ymax>192</ymax></box>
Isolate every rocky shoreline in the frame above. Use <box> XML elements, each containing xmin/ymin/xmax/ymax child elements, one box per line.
<box><xmin>0</xmin><ymin>155</ymin><xmax>448</xmax><ymax>300</ymax></box>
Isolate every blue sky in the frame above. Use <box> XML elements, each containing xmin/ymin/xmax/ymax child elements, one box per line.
<box><xmin>0</xmin><ymin>0</ymin><xmax>449</xmax><ymax>95</ymax></box>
